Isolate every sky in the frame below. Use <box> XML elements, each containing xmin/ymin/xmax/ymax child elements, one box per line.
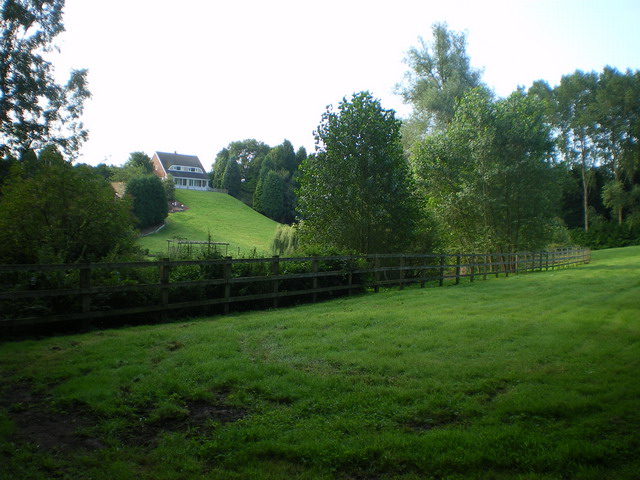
<box><xmin>51</xmin><ymin>0</ymin><xmax>640</xmax><ymax>167</ymax></box>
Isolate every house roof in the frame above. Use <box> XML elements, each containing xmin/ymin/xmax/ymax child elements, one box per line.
<box><xmin>154</xmin><ymin>151</ymin><xmax>209</xmax><ymax>179</ymax></box>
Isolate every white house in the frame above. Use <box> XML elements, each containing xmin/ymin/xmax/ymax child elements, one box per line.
<box><xmin>151</xmin><ymin>151</ymin><xmax>210</xmax><ymax>190</ymax></box>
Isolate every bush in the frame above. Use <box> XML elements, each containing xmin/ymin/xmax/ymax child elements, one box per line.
<box><xmin>0</xmin><ymin>162</ymin><xmax>138</xmax><ymax>264</ymax></box>
<box><xmin>570</xmin><ymin>220</ymin><xmax>640</xmax><ymax>249</ymax></box>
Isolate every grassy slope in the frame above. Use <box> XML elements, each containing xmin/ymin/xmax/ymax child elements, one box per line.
<box><xmin>1</xmin><ymin>247</ymin><xmax>639</xmax><ymax>479</ymax></box>
<box><xmin>137</xmin><ymin>190</ymin><xmax>280</xmax><ymax>257</ymax></box>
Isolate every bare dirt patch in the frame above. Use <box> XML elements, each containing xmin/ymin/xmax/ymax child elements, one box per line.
<box><xmin>2</xmin><ymin>380</ymin><xmax>247</xmax><ymax>453</ymax></box>
<box><xmin>1</xmin><ymin>381</ymin><xmax>103</xmax><ymax>452</ymax></box>
<box><xmin>122</xmin><ymin>388</ymin><xmax>248</xmax><ymax>448</ymax></box>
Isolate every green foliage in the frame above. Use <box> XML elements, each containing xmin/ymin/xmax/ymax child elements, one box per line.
<box><xmin>163</xmin><ymin>174</ymin><xmax>176</xmax><ymax>202</ymax></box>
<box><xmin>125</xmin><ymin>175</ymin><xmax>168</xmax><ymax>230</ymax></box>
<box><xmin>571</xmin><ymin>220</ymin><xmax>640</xmax><ymax>249</ymax></box>
<box><xmin>126</xmin><ymin>151</ymin><xmax>153</xmax><ymax>174</ymax></box>
<box><xmin>110</xmin><ymin>152</ymin><xmax>154</xmax><ymax>183</ymax></box>
<box><xmin>211</xmin><ymin>148</ymin><xmax>229</xmax><ymax>189</ymax></box>
<box><xmin>298</xmin><ymin>91</ymin><xmax>421</xmax><ymax>254</ymax></box>
<box><xmin>0</xmin><ymin>0</ymin><xmax>90</xmax><ymax>158</ymax></box>
<box><xmin>0</xmin><ymin>161</ymin><xmax>138</xmax><ymax>264</ymax></box>
<box><xmin>222</xmin><ymin>158</ymin><xmax>241</xmax><ymax>198</ymax></box>
<box><xmin>213</xmin><ymin>139</ymin><xmax>303</xmax><ymax>218</ymax></box>
<box><xmin>110</xmin><ymin>163</ymin><xmax>147</xmax><ymax>183</ymax></box>
<box><xmin>529</xmin><ymin>68</ymin><xmax>640</xmax><ymax>231</ymax></box>
<box><xmin>271</xmin><ymin>224</ymin><xmax>299</xmax><ymax>255</ymax></box>
<box><xmin>260</xmin><ymin>170</ymin><xmax>285</xmax><ymax>221</ymax></box>
<box><xmin>412</xmin><ymin>88</ymin><xmax>560</xmax><ymax>253</ymax></box>
<box><xmin>398</xmin><ymin>22</ymin><xmax>484</xmax><ymax>144</ymax></box>
<box><xmin>1</xmin><ymin>247</ymin><xmax>638</xmax><ymax>478</ymax></box>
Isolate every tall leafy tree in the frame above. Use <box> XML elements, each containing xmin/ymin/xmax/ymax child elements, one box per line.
<box><xmin>592</xmin><ymin>68</ymin><xmax>640</xmax><ymax>224</ymax></box>
<box><xmin>297</xmin><ymin>91</ymin><xmax>419</xmax><ymax>254</ymax></box>
<box><xmin>397</xmin><ymin>22</ymin><xmax>484</xmax><ymax>145</ymax></box>
<box><xmin>212</xmin><ymin>139</ymin><xmax>271</xmax><ymax>204</ymax></box>
<box><xmin>412</xmin><ymin>88</ymin><xmax>560</xmax><ymax>253</ymax></box>
<box><xmin>0</xmin><ymin>0</ymin><xmax>90</xmax><ymax>159</ymax></box>
<box><xmin>225</xmin><ymin>139</ymin><xmax>271</xmax><ymax>182</ymax></box>
<box><xmin>530</xmin><ymin>71</ymin><xmax>599</xmax><ymax>231</ymax></box>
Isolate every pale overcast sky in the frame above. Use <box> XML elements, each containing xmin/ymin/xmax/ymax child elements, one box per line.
<box><xmin>52</xmin><ymin>0</ymin><xmax>640</xmax><ymax>167</ymax></box>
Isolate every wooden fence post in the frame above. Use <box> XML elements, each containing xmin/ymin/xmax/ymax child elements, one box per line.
<box><xmin>439</xmin><ymin>255</ymin><xmax>445</xmax><ymax>287</ymax></box>
<box><xmin>470</xmin><ymin>255</ymin><xmax>475</xmax><ymax>282</ymax></box>
<box><xmin>374</xmin><ymin>255</ymin><xmax>380</xmax><ymax>293</ymax></box>
<box><xmin>79</xmin><ymin>264</ymin><xmax>91</xmax><ymax>314</ymax></box>
<box><xmin>399</xmin><ymin>255</ymin><xmax>405</xmax><ymax>290</ymax></box>
<box><xmin>347</xmin><ymin>255</ymin><xmax>353</xmax><ymax>296</ymax></box>
<box><xmin>79</xmin><ymin>264</ymin><xmax>91</xmax><ymax>329</ymax></box>
<box><xmin>271</xmin><ymin>255</ymin><xmax>280</xmax><ymax>308</ymax></box>
<box><xmin>160</xmin><ymin>258</ymin><xmax>171</xmax><ymax>322</ymax></box>
<box><xmin>483</xmin><ymin>254</ymin><xmax>488</xmax><ymax>280</ymax></box>
<box><xmin>312</xmin><ymin>258</ymin><xmax>318</xmax><ymax>303</ymax></box>
<box><xmin>455</xmin><ymin>255</ymin><xmax>461</xmax><ymax>285</ymax></box>
<box><xmin>223</xmin><ymin>256</ymin><xmax>232</xmax><ymax>315</ymax></box>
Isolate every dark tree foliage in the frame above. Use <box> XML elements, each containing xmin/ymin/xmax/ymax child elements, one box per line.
<box><xmin>0</xmin><ymin>160</ymin><xmax>137</xmax><ymax>263</ymax></box>
<box><xmin>211</xmin><ymin>139</ymin><xmax>271</xmax><ymax>205</ymax></box>
<box><xmin>211</xmin><ymin>148</ymin><xmax>228</xmax><ymax>189</ymax></box>
<box><xmin>298</xmin><ymin>91</ymin><xmax>420</xmax><ymax>254</ymax></box>
<box><xmin>260</xmin><ymin>170</ymin><xmax>285</xmax><ymax>221</ymax></box>
<box><xmin>125</xmin><ymin>175</ymin><xmax>168</xmax><ymax>230</ymax></box>
<box><xmin>222</xmin><ymin>157</ymin><xmax>241</xmax><ymax>198</ymax></box>
<box><xmin>0</xmin><ymin>0</ymin><xmax>90</xmax><ymax>159</ymax></box>
<box><xmin>529</xmin><ymin>67</ymin><xmax>640</xmax><ymax>240</ymax></box>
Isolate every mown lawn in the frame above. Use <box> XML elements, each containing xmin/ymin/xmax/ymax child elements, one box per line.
<box><xmin>0</xmin><ymin>247</ymin><xmax>639</xmax><ymax>479</ymax></box>
<box><xmin>137</xmin><ymin>190</ymin><xmax>280</xmax><ymax>257</ymax></box>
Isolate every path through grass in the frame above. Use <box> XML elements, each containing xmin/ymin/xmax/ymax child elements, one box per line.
<box><xmin>1</xmin><ymin>247</ymin><xmax>639</xmax><ymax>479</ymax></box>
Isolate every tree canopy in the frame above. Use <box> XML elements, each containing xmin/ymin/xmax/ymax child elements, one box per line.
<box><xmin>411</xmin><ymin>88</ymin><xmax>560</xmax><ymax>253</ymax></box>
<box><xmin>125</xmin><ymin>174</ymin><xmax>168</xmax><ymax>230</ymax></box>
<box><xmin>297</xmin><ymin>91</ymin><xmax>419</xmax><ymax>254</ymax></box>
<box><xmin>0</xmin><ymin>159</ymin><xmax>137</xmax><ymax>263</ymax></box>
<box><xmin>0</xmin><ymin>0</ymin><xmax>90</xmax><ymax>159</ymax></box>
<box><xmin>398</xmin><ymin>22</ymin><xmax>484</xmax><ymax>146</ymax></box>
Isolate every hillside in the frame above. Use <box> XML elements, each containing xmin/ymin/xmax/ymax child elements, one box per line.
<box><xmin>1</xmin><ymin>247</ymin><xmax>638</xmax><ymax>478</ymax></box>
<box><xmin>137</xmin><ymin>190</ymin><xmax>280</xmax><ymax>257</ymax></box>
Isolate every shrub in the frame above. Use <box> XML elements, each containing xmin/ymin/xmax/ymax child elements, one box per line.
<box><xmin>271</xmin><ymin>224</ymin><xmax>299</xmax><ymax>256</ymax></box>
<box><xmin>126</xmin><ymin>175</ymin><xmax>168</xmax><ymax>229</ymax></box>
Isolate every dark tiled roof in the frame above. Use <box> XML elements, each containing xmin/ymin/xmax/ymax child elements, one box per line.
<box><xmin>155</xmin><ymin>151</ymin><xmax>208</xmax><ymax>179</ymax></box>
<box><xmin>155</xmin><ymin>151</ymin><xmax>203</xmax><ymax>169</ymax></box>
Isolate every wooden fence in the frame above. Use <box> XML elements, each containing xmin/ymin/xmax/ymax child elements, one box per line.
<box><xmin>0</xmin><ymin>248</ymin><xmax>590</xmax><ymax>329</ymax></box>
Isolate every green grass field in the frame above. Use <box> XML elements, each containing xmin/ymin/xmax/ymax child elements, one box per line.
<box><xmin>137</xmin><ymin>190</ymin><xmax>280</xmax><ymax>257</ymax></box>
<box><xmin>1</xmin><ymin>247</ymin><xmax>639</xmax><ymax>479</ymax></box>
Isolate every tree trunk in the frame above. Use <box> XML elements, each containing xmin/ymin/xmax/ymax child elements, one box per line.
<box><xmin>580</xmin><ymin>148</ymin><xmax>589</xmax><ymax>232</ymax></box>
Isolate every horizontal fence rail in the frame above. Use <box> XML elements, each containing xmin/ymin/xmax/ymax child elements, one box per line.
<box><xmin>0</xmin><ymin>248</ymin><xmax>591</xmax><ymax>330</ymax></box>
